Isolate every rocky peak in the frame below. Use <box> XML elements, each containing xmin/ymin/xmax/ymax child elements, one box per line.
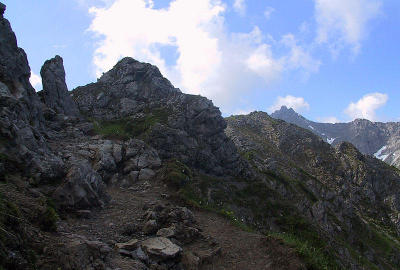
<box><xmin>98</xmin><ymin>56</ymin><xmax>179</xmax><ymax>97</ymax></box>
<box><xmin>0</xmin><ymin>2</ymin><xmax>5</xmax><ymax>17</ymax></box>
<box><xmin>270</xmin><ymin>106</ymin><xmax>308</xmax><ymax>126</ymax></box>
<box><xmin>40</xmin><ymin>55</ymin><xmax>79</xmax><ymax>116</ymax></box>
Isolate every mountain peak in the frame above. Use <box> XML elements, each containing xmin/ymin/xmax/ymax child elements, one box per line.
<box><xmin>270</xmin><ymin>106</ymin><xmax>305</xmax><ymax>121</ymax></box>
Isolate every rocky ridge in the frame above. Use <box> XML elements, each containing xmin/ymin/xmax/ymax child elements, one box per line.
<box><xmin>271</xmin><ymin>106</ymin><xmax>400</xmax><ymax>168</ymax></box>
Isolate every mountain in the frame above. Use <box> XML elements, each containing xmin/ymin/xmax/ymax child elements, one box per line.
<box><xmin>1</xmin><ymin>3</ymin><xmax>400</xmax><ymax>269</ymax></box>
<box><xmin>271</xmin><ymin>106</ymin><xmax>400</xmax><ymax>168</ymax></box>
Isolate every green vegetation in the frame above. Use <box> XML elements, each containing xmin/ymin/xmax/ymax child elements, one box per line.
<box><xmin>346</xmin><ymin>215</ymin><xmax>400</xmax><ymax>269</ymax></box>
<box><xmin>39</xmin><ymin>198</ymin><xmax>58</xmax><ymax>232</ymax></box>
<box><xmin>0</xmin><ymin>191</ymin><xmax>37</xmax><ymax>269</ymax></box>
<box><xmin>92</xmin><ymin>107</ymin><xmax>171</xmax><ymax>140</ymax></box>
<box><xmin>270</xmin><ymin>213</ymin><xmax>341</xmax><ymax>270</ymax></box>
<box><xmin>93</xmin><ymin>118</ymin><xmax>132</xmax><ymax>140</ymax></box>
<box><xmin>163</xmin><ymin>159</ymin><xmax>192</xmax><ymax>188</ymax></box>
<box><xmin>270</xmin><ymin>231</ymin><xmax>341</xmax><ymax>270</ymax></box>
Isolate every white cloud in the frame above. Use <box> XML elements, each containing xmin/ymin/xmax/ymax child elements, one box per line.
<box><xmin>264</xmin><ymin>6</ymin><xmax>275</xmax><ymax>20</ymax></box>
<box><xmin>269</xmin><ymin>95</ymin><xmax>310</xmax><ymax>113</ymax></box>
<box><xmin>233</xmin><ymin>0</ymin><xmax>246</xmax><ymax>16</ymax></box>
<box><xmin>87</xmin><ymin>0</ymin><xmax>297</xmax><ymax>112</ymax></box>
<box><xmin>344</xmin><ymin>92</ymin><xmax>388</xmax><ymax>121</ymax></box>
<box><xmin>29</xmin><ymin>71</ymin><xmax>42</xmax><ymax>91</ymax></box>
<box><xmin>318</xmin><ymin>116</ymin><xmax>341</xmax><ymax>123</ymax></box>
<box><xmin>281</xmin><ymin>34</ymin><xmax>321</xmax><ymax>76</ymax></box>
<box><xmin>245</xmin><ymin>43</ymin><xmax>283</xmax><ymax>82</ymax></box>
<box><xmin>314</xmin><ymin>0</ymin><xmax>382</xmax><ymax>54</ymax></box>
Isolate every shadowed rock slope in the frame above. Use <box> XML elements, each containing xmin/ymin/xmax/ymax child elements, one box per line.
<box><xmin>225</xmin><ymin>112</ymin><xmax>400</xmax><ymax>269</ymax></box>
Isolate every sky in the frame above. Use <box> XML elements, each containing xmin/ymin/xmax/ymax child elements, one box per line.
<box><xmin>3</xmin><ymin>0</ymin><xmax>400</xmax><ymax>122</ymax></box>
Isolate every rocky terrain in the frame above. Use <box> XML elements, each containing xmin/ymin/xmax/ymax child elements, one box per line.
<box><xmin>271</xmin><ymin>106</ymin><xmax>400</xmax><ymax>168</ymax></box>
<box><xmin>1</xmin><ymin>2</ymin><xmax>400</xmax><ymax>269</ymax></box>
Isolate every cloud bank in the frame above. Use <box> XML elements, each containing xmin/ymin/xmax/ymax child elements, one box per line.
<box><xmin>344</xmin><ymin>92</ymin><xmax>388</xmax><ymax>121</ymax></box>
<box><xmin>314</xmin><ymin>0</ymin><xmax>382</xmax><ymax>54</ymax></box>
<box><xmin>269</xmin><ymin>95</ymin><xmax>310</xmax><ymax>113</ymax></box>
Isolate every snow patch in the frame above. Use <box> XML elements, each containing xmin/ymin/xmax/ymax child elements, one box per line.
<box><xmin>374</xmin><ymin>146</ymin><xmax>388</xmax><ymax>161</ymax></box>
<box><xmin>327</xmin><ymin>138</ymin><xmax>336</xmax><ymax>144</ymax></box>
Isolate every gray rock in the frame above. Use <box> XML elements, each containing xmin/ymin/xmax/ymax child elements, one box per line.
<box><xmin>53</xmin><ymin>160</ymin><xmax>110</xmax><ymax>209</ymax></box>
<box><xmin>140</xmin><ymin>237</ymin><xmax>182</xmax><ymax>260</ymax></box>
<box><xmin>40</xmin><ymin>55</ymin><xmax>79</xmax><ymax>116</ymax></box>
<box><xmin>128</xmin><ymin>171</ymin><xmax>139</xmax><ymax>182</ymax></box>
<box><xmin>139</xmin><ymin>168</ymin><xmax>155</xmax><ymax>181</ymax></box>
<box><xmin>143</xmin><ymin>219</ymin><xmax>158</xmax><ymax>235</ymax></box>
<box><xmin>134</xmin><ymin>246</ymin><xmax>148</xmax><ymax>262</ymax></box>
<box><xmin>156</xmin><ymin>225</ymin><xmax>176</xmax><ymax>238</ymax></box>
<box><xmin>115</xmin><ymin>239</ymin><xmax>139</xmax><ymax>251</ymax></box>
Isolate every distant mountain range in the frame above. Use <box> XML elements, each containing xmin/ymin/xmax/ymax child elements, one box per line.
<box><xmin>271</xmin><ymin>106</ymin><xmax>400</xmax><ymax>168</ymax></box>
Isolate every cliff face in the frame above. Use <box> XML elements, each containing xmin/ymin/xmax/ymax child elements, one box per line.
<box><xmin>1</xmin><ymin>2</ymin><xmax>400</xmax><ymax>269</ymax></box>
<box><xmin>271</xmin><ymin>106</ymin><xmax>400</xmax><ymax>168</ymax></box>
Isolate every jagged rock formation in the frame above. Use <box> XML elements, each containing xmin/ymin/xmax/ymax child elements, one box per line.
<box><xmin>271</xmin><ymin>106</ymin><xmax>400</xmax><ymax>168</ymax></box>
<box><xmin>72</xmin><ymin>57</ymin><xmax>247</xmax><ymax>177</ymax></box>
<box><xmin>39</xmin><ymin>55</ymin><xmax>80</xmax><ymax>117</ymax></box>
<box><xmin>0</xmin><ymin>3</ymin><xmax>64</xmax><ymax>181</ymax></box>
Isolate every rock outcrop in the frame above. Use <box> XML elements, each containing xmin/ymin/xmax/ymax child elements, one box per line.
<box><xmin>0</xmin><ymin>3</ymin><xmax>64</xmax><ymax>181</ymax></box>
<box><xmin>39</xmin><ymin>55</ymin><xmax>79</xmax><ymax>116</ymax></box>
<box><xmin>72</xmin><ymin>57</ymin><xmax>247</xmax><ymax>176</ymax></box>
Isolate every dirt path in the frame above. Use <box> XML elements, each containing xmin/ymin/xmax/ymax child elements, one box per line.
<box><xmin>56</xmin><ymin>177</ymin><xmax>304</xmax><ymax>269</ymax></box>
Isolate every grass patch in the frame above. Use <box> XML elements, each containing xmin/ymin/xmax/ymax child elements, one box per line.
<box><xmin>92</xmin><ymin>107</ymin><xmax>171</xmax><ymax>140</ymax></box>
<box><xmin>163</xmin><ymin>159</ymin><xmax>192</xmax><ymax>189</ymax></box>
<box><xmin>176</xmin><ymin>174</ymin><xmax>253</xmax><ymax>232</ymax></box>
<box><xmin>39</xmin><ymin>198</ymin><xmax>58</xmax><ymax>232</ymax></box>
<box><xmin>270</xmin><ymin>232</ymin><xmax>341</xmax><ymax>270</ymax></box>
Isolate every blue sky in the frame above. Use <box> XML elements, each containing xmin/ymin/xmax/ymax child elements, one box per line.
<box><xmin>3</xmin><ymin>0</ymin><xmax>400</xmax><ymax>122</ymax></box>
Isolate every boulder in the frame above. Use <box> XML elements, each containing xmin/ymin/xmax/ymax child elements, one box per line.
<box><xmin>53</xmin><ymin>160</ymin><xmax>110</xmax><ymax>209</ymax></box>
<box><xmin>156</xmin><ymin>225</ymin><xmax>176</xmax><ymax>238</ymax></box>
<box><xmin>140</xmin><ymin>237</ymin><xmax>182</xmax><ymax>261</ymax></box>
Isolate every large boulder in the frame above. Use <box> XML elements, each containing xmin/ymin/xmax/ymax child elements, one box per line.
<box><xmin>140</xmin><ymin>237</ymin><xmax>182</xmax><ymax>261</ymax></box>
<box><xmin>40</xmin><ymin>55</ymin><xmax>79</xmax><ymax>116</ymax></box>
<box><xmin>53</xmin><ymin>160</ymin><xmax>110</xmax><ymax>209</ymax></box>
